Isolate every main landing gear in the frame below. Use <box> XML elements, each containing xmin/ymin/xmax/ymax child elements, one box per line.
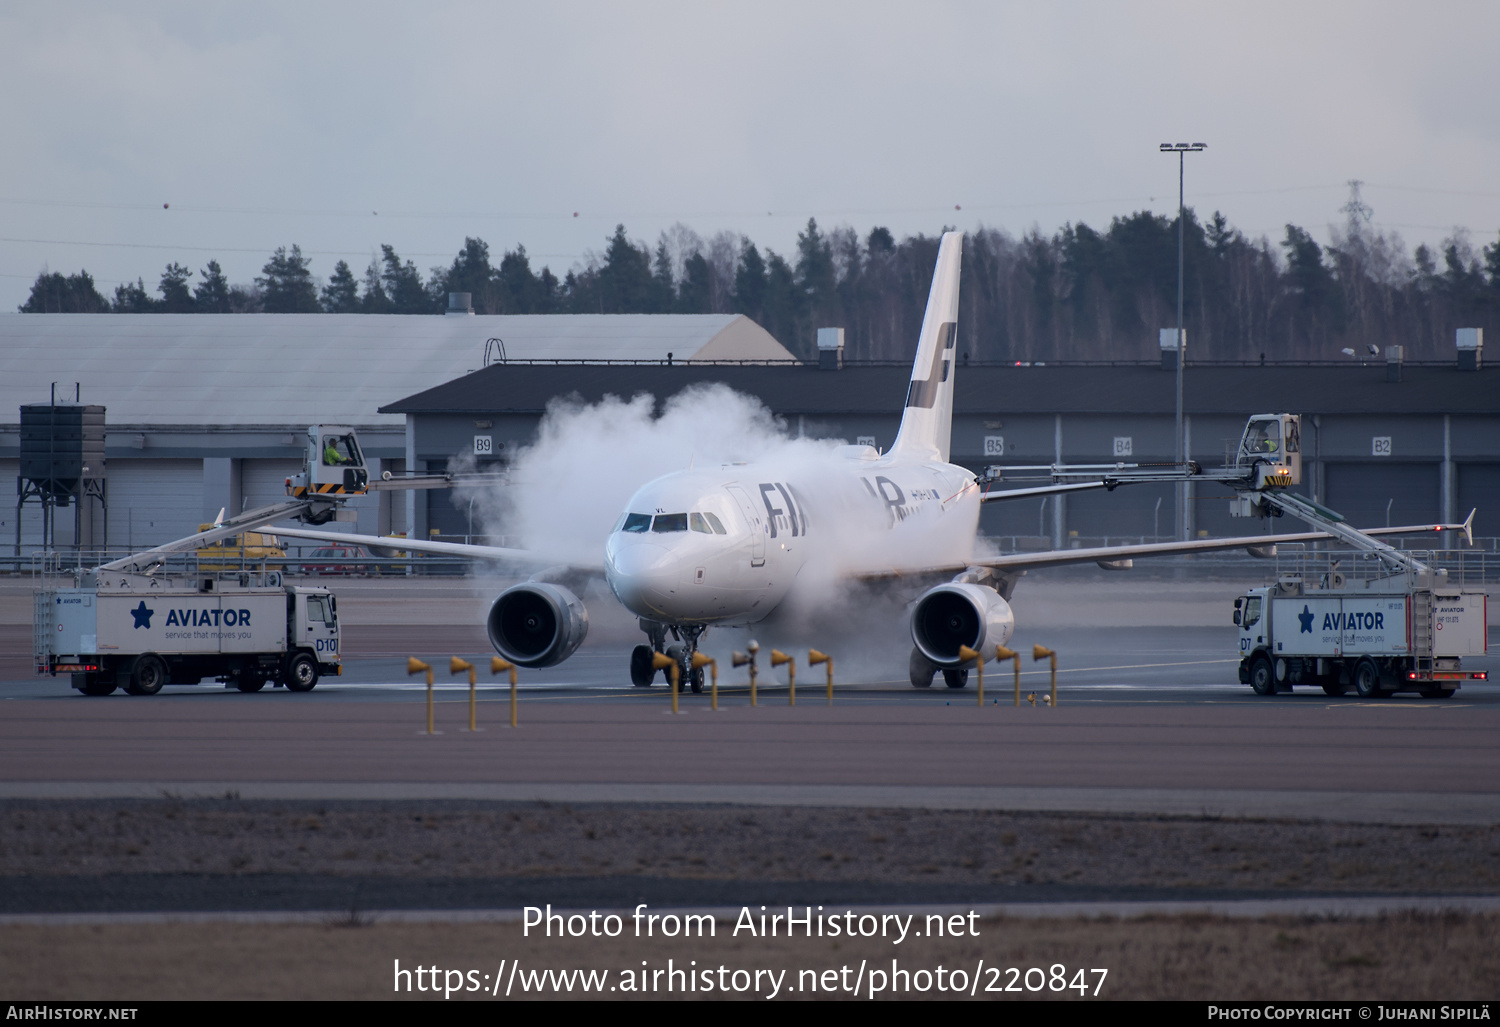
<box><xmin>630</xmin><ymin>619</ymin><xmax>707</xmax><ymax>693</ymax></box>
<box><xmin>909</xmin><ymin>648</ymin><xmax>970</xmax><ymax>689</ymax></box>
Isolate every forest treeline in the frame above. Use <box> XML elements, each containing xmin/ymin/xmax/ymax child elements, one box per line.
<box><xmin>19</xmin><ymin>207</ymin><xmax>1500</xmax><ymax>362</ymax></box>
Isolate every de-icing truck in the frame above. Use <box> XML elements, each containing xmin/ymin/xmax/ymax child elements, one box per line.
<box><xmin>1235</xmin><ymin>560</ymin><xmax>1488</xmax><ymax>699</ymax></box>
<box><xmin>35</xmin><ymin>571</ymin><xmax>341</xmax><ymax>696</ymax></box>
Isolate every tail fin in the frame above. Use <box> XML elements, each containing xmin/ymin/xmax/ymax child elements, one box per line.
<box><xmin>888</xmin><ymin>230</ymin><xmax>963</xmax><ymax>463</ymax></box>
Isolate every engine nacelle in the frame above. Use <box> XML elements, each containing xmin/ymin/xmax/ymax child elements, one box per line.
<box><xmin>487</xmin><ymin>582</ymin><xmax>589</xmax><ymax>668</ymax></box>
<box><xmin>910</xmin><ymin>582</ymin><xmax>1015</xmax><ymax>667</ymax></box>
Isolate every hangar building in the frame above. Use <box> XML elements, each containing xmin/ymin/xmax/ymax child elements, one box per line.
<box><xmin>383</xmin><ymin>358</ymin><xmax>1500</xmax><ymax>548</ymax></box>
<box><xmin>0</xmin><ymin>311</ymin><xmax>793</xmax><ymax>555</ymax></box>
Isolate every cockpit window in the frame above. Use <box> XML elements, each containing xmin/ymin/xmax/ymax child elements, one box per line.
<box><xmin>621</xmin><ymin>513</ymin><xmax>652</xmax><ymax>533</ymax></box>
<box><xmin>689</xmin><ymin>513</ymin><xmax>711</xmax><ymax>533</ymax></box>
<box><xmin>652</xmin><ymin>513</ymin><xmax>688</xmax><ymax>533</ymax></box>
<box><xmin>704</xmin><ymin>512</ymin><xmax>726</xmax><ymax>534</ymax></box>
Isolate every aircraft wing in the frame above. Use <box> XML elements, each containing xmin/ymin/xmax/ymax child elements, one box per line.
<box><xmin>269</xmin><ymin>525</ymin><xmax>606</xmax><ymax>573</ymax></box>
<box><xmin>855</xmin><ymin>520</ymin><xmax>1467</xmax><ymax>580</ymax></box>
<box><xmin>972</xmin><ymin>520</ymin><xmax>1464</xmax><ymax>572</ymax></box>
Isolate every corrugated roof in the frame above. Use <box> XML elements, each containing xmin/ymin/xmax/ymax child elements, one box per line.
<box><xmin>0</xmin><ymin>313</ymin><xmax>792</xmax><ymax>426</ymax></box>
<box><xmin>382</xmin><ymin>361</ymin><xmax>1500</xmax><ymax>417</ymax></box>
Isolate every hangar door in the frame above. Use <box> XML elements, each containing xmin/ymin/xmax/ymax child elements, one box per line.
<box><xmin>241</xmin><ymin>459</ymin><xmax>302</xmax><ymax>514</ymax></box>
<box><xmin>106</xmin><ymin>459</ymin><xmax>204</xmax><ymax>551</ymax></box>
<box><xmin>1322</xmin><ymin>462</ymin><xmax>1438</xmax><ymax>529</ymax></box>
<box><xmin>1457</xmin><ymin>464</ymin><xmax>1500</xmax><ymax>540</ymax></box>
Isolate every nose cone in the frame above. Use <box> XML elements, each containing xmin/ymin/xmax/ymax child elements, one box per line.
<box><xmin>605</xmin><ymin>537</ymin><xmax>677</xmax><ymax>618</ymax></box>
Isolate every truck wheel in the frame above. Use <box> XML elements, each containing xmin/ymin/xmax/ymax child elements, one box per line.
<box><xmin>285</xmin><ymin>653</ymin><xmax>319</xmax><ymax>692</ymax></box>
<box><xmin>1422</xmin><ymin>688</ymin><xmax>1456</xmax><ymax>699</ymax></box>
<box><xmin>1321</xmin><ymin>678</ymin><xmax>1349</xmax><ymax>697</ymax></box>
<box><xmin>1248</xmin><ymin>655</ymin><xmax>1275</xmax><ymax>695</ymax></box>
<box><xmin>942</xmin><ymin>668</ymin><xmax>969</xmax><ymax>689</ymax></box>
<box><xmin>126</xmin><ymin>655</ymin><xmax>167</xmax><ymax>696</ymax></box>
<box><xmin>909</xmin><ymin>648</ymin><xmax>936</xmax><ymax>688</ymax></box>
<box><xmin>1353</xmin><ymin>659</ymin><xmax>1386</xmax><ymax>699</ymax></box>
<box><xmin>236</xmin><ymin>672</ymin><xmax>266</xmax><ymax>693</ymax></box>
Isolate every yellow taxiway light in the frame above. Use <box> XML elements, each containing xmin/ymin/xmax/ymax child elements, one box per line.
<box><xmin>1033</xmin><ymin>645</ymin><xmax>1058</xmax><ymax>706</ymax></box>
<box><xmin>691</xmin><ymin>651</ymin><xmax>718</xmax><ymax>710</ymax></box>
<box><xmin>449</xmin><ymin>657</ymin><xmax>480</xmax><ymax>732</ymax></box>
<box><xmin>407</xmin><ymin>657</ymin><xmax>436</xmax><ymax>734</ymax></box>
<box><xmin>490</xmin><ymin>656</ymin><xmax>518</xmax><ymax>727</ymax></box>
<box><xmin>808</xmin><ymin>649</ymin><xmax>834</xmax><ymax>704</ymax></box>
<box><xmin>770</xmin><ymin>649</ymin><xmax>796</xmax><ymax>706</ymax></box>
<box><xmin>652</xmin><ymin>651</ymin><xmax>682</xmax><ymax>714</ymax></box>
<box><xmin>958</xmin><ymin>645</ymin><xmax>985</xmax><ymax>706</ymax></box>
<box><xmin>994</xmin><ymin>645</ymin><xmax>1021</xmax><ymax>706</ymax></box>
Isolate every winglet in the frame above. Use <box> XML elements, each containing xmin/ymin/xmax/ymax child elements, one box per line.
<box><xmin>213</xmin><ymin>507</ymin><xmax>225</xmax><ymax>528</ymax></box>
<box><xmin>1462</xmin><ymin>508</ymin><xmax>1475</xmax><ymax>547</ymax></box>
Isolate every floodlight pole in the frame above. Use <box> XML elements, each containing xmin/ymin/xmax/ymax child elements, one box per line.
<box><xmin>1160</xmin><ymin>142</ymin><xmax>1206</xmax><ymax>541</ymax></box>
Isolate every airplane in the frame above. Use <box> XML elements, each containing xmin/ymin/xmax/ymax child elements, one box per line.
<box><xmin>251</xmin><ymin>231</ymin><xmax>1464</xmax><ymax>693</ymax></box>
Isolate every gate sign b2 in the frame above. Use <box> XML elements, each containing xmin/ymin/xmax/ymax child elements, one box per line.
<box><xmin>1372</xmin><ymin>436</ymin><xmax>1392</xmax><ymax>457</ymax></box>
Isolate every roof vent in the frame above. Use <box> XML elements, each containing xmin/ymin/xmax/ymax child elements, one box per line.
<box><xmin>1159</xmin><ymin>328</ymin><xmax>1184</xmax><ymax>370</ymax></box>
<box><xmin>446</xmin><ymin>292</ymin><xmax>474</xmax><ymax>316</ymax></box>
<box><xmin>817</xmin><ymin>327</ymin><xmax>844</xmax><ymax>370</ymax></box>
<box><xmin>1457</xmin><ymin>327</ymin><xmax>1482</xmax><ymax>371</ymax></box>
<box><xmin>1385</xmin><ymin>344</ymin><xmax>1404</xmax><ymax>382</ymax></box>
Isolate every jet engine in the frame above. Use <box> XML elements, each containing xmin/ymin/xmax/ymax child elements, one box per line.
<box><xmin>910</xmin><ymin>582</ymin><xmax>1015</xmax><ymax>667</ymax></box>
<box><xmin>487</xmin><ymin>582</ymin><xmax>589</xmax><ymax>668</ymax></box>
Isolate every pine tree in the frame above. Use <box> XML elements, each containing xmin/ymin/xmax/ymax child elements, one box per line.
<box><xmin>321</xmin><ymin>260</ymin><xmax>360</xmax><ymax>313</ymax></box>
<box><xmin>112</xmin><ymin>278</ymin><xmax>158</xmax><ymax>313</ymax></box>
<box><xmin>497</xmin><ymin>245</ymin><xmax>539</xmax><ymax>313</ymax></box>
<box><xmin>733</xmin><ymin>241</ymin><xmax>767</xmax><ymax>322</ymax></box>
<box><xmin>19</xmin><ymin>269</ymin><xmax>109</xmax><ymax>312</ymax></box>
<box><xmin>158</xmin><ymin>263</ymin><xmax>195</xmax><ymax>313</ymax></box>
<box><xmin>379</xmin><ymin>244</ymin><xmax>430</xmax><ymax>314</ymax></box>
<box><xmin>360</xmin><ymin>258</ymin><xmax>391</xmax><ymax>313</ymax></box>
<box><xmin>650</xmin><ymin>240</ymin><xmax>676</xmax><ymax>313</ymax></box>
<box><xmin>678</xmin><ymin>252</ymin><xmax>713</xmax><ymax>313</ymax></box>
<box><xmin>438</xmin><ymin>237</ymin><xmax>497</xmax><ymax>312</ymax></box>
<box><xmin>257</xmin><ymin>245</ymin><xmax>320</xmax><ymax>312</ymax></box>
<box><xmin>194</xmin><ymin>261</ymin><xmax>231</xmax><ymax>313</ymax></box>
<box><xmin>598</xmin><ymin>225</ymin><xmax>652</xmax><ymax>313</ymax></box>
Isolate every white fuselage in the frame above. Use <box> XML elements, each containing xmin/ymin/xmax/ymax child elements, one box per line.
<box><xmin>604</xmin><ymin>446</ymin><xmax>980</xmax><ymax>626</ymax></box>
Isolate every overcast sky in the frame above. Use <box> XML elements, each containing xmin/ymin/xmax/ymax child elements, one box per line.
<box><xmin>3</xmin><ymin>0</ymin><xmax>1498</xmax><ymax>310</ymax></box>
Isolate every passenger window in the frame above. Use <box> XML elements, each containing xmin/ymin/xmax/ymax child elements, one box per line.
<box><xmin>621</xmin><ymin>513</ymin><xmax>652</xmax><ymax>533</ymax></box>
<box><xmin>704</xmin><ymin>512</ymin><xmax>726</xmax><ymax>534</ymax></box>
<box><xmin>1242</xmin><ymin>597</ymin><xmax>1261</xmax><ymax>629</ymax></box>
<box><xmin>652</xmin><ymin>513</ymin><xmax>688</xmax><ymax>533</ymax></box>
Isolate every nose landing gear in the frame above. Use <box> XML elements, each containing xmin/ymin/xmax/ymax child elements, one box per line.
<box><xmin>630</xmin><ymin>619</ymin><xmax>707</xmax><ymax>692</ymax></box>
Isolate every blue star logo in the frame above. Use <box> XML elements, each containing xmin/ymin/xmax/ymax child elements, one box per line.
<box><xmin>1298</xmin><ymin>605</ymin><xmax>1314</xmax><ymax>633</ymax></box>
<box><xmin>130</xmin><ymin>601</ymin><xmax>154</xmax><ymax>629</ymax></box>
